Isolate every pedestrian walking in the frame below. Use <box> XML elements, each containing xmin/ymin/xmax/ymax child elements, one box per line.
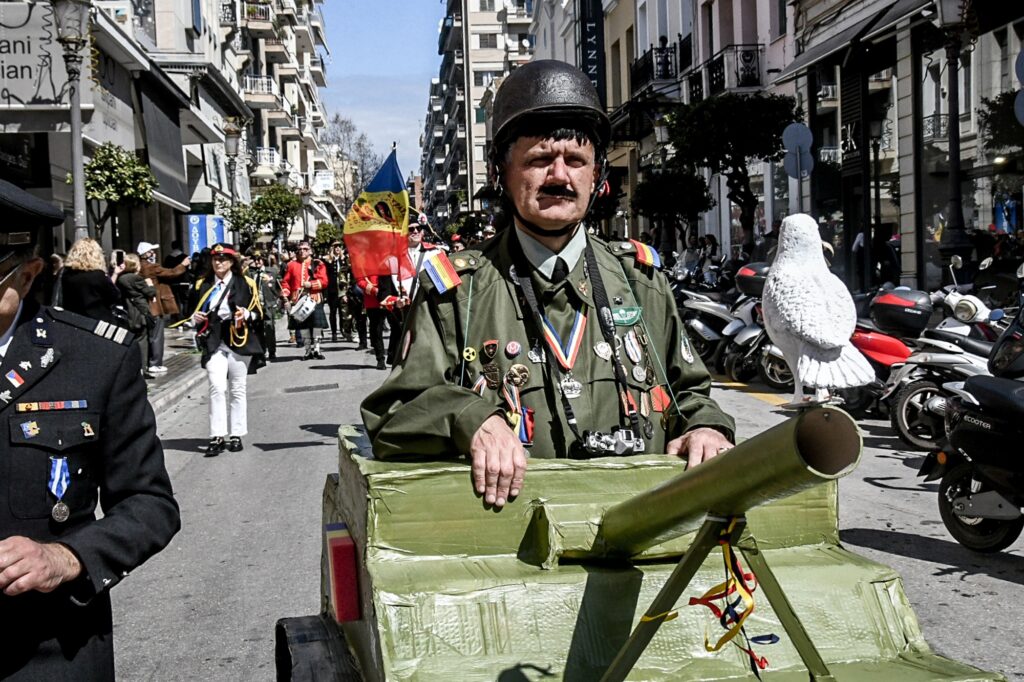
<box><xmin>60</xmin><ymin>238</ymin><xmax>124</xmax><ymax>325</ymax></box>
<box><xmin>280</xmin><ymin>240</ymin><xmax>328</xmax><ymax>360</ymax></box>
<box><xmin>138</xmin><ymin>241</ymin><xmax>190</xmax><ymax>375</ymax></box>
<box><xmin>249</xmin><ymin>251</ymin><xmax>282</xmax><ymax>361</ymax></box>
<box><xmin>0</xmin><ymin>178</ymin><xmax>179</xmax><ymax>679</ymax></box>
<box><xmin>115</xmin><ymin>252</ymin><xmax>157</xmax><ymax>374</ymax></box>
<box><xmin>324</xmin><ymin>241</ymin><xmax>349</xmax><ymax>342</ymax></box>
<box><xmin>187</xmin><ymin>243</ymin><xmax>264</xmax><ymax>456</ymax></box>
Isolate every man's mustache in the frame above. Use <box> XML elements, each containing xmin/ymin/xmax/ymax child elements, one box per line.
<box><xmin>538</xmin><ymin>185</ymin><xmax>578</xmax><ymax>198</ymax></box>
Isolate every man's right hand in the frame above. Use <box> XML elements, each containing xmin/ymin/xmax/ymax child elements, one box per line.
<box><xmin>469</xmin><ymin>415</ymin><xmax>527</xmax><ymax>508</ymax></box>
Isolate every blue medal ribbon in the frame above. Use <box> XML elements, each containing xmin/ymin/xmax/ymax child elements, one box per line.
<box><xmin>48</xmin><ymin>456</ymin><xmax>69</xmax><ymax>501</ymax></box>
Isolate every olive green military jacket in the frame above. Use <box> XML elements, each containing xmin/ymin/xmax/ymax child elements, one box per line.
<box><xmin>361</xmin><ymin>229</ymin><xmax>735</xmax><ymax>459</ymax></box>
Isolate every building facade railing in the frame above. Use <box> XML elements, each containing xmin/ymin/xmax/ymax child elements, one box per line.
<box><xmin>922</xmin><ymin>113</ymin><xmax>948</xmax><ymax>141</ymax></box>
<box><xmin>244</xmin><ymin>75</ymin><xmax>279</xmax><ymax>96</ymax></box>
<box><xmin>244</xmin><ymin>2</ymin><xmax>272</xmax><ymax>22</ymax></box>
<box><xmin>707</xmin><ymin>43</ymin><xmax>763</xmax><ymax>95</ymax></box>
<box><xmin>631</xmin><ymin>42</ymin><xmax>678</xmax><ymax>93</ymax></box>
<box><xmin>678</xmin><ymin>33</ymin><xmax>693</xmax><ymax>74</ymax></box>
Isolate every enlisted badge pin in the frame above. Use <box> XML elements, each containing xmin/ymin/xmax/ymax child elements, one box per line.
<box><xmin>613</xmin><ymin>296</ymin><xmax>624</xmax><ymax>305</ymax></box>
<box><xmin>40</xmin><ymin>349</ymin><xmax>55</xmax><ymax>368</ymax></box>
<box><xmin>680</xmin><ymin>332</ymin><xmax>695</xmax><ymax>364</ymax></box>
<box><xmin>82</xmin><ymin>422</ymin><xmax>95</xmax><ymax>438</ymax></box>
<box><xmin>35</xmin><ymin>328</ymin><xmax>47</xmax><ymax>340</ymax></box>
<box><xmin>506</xmin><ymin>363</ymin><xmax>530</xmax><ymax>387</ymax></box>
<box><xmin>624</xmin><ymin>331</ymin><xmax>642</xmax><ymax>364</ymax></box>
<box><xmin>6</xmin><ymin>370</ymin><xmax>24</xmax><ymax>388</ymax></box>
<box><xmin>482</xmin><ymin>339</ymin><xmax>499</xmax><ymax>362</ymax></box>
<box><xmin>578</xmin><ymin>280</ymin><xmax>589</xmax><ymax>297</ymax></box>
<box><xmin>19</xmin><ymin>361</ymin><xmax>31</xmax><ymax>372</ymax></box>
<box><xmin>0</xmin><ymin>390</ymin><xmax>11</xmax><ymax>404</ymax></box>
<box><xmin>20</xmin><ymin>421</ymin><xmax>39</xmax><ymax>438</ymax></box>
<box><xmin>631</xmin><ymin>365</ymin><xmax>647</xmax><ymax>383</ymax></box>
<box><xmin>482</xmin><ymin>363</ymin><xmax>502</xmax><ymax>389</ymax></box>
<box><xmin>594</xmin><ymin>341</ymin><xmax>612</xmax><ymax>361</ymax></box>
<box><xmin>504</xmin><ymin>341</ymin><xmax>521</xmax><ymax>359</ymax></box>
<box><xmin>528</xmin><ymin>345</ymin><xmax>546</xmax><ymax>364</ymax></box>
<box><xmin>462</xmin><ymin>347</ymin><xmax>478</xmax><ymax>362</ymax></box>
<box><xmin>612</xmin><ymin>307</ymin><xmax>642</xmax><ymax>326</ymax></box>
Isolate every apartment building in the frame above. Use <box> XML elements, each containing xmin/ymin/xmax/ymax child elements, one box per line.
<box><xmin>420</xmin><ymin>0</ymin><xmax>534</xmax><ymax>226</ymax></box>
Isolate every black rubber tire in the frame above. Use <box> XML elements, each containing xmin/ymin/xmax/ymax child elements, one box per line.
<box><xmin>938</xmin><ymin>462</ymin><xmax>1024</xmax><ymax>553</ymax></box>
<box><xmin>891</xmin><ymin>380</ymin><xmax>945</xmax><ymax>450</ymax></box>
<box><xmin>689</xmin><ymin>333</ymin><xmax>717</xmax><ymax>362</ymax></box>
<box><xmin>757</xmin><ymin>353</ymin><xmax>794</xmax><ymax>391</ymax></box>
<box><xmin>725</xmin><ymin>345</ymin><xmax>757</xmax><ymax>383</ymax></box>
<box><xmin>711</xmin><ymin>337</ymin><xmax>729</xmax><ymax>374</ymax></box>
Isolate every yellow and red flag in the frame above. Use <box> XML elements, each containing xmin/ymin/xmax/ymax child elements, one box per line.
<box><xmin>343</xmin><ymin>150</ymin><xmax>415</xmax><ymax>280</ymax></box>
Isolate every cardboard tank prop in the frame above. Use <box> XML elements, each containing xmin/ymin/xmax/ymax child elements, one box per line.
<box><xmin>276</xmin><ymin>407</ymin><xmax>1004</xmax><ymax>681</ymax></box>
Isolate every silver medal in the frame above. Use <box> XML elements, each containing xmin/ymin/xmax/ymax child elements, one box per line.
<box><xmin>624</xmin><ymin>330</ymin><xmax>642</xmax><ymax>364</ymax></box>
<box><xmin>594</xmin><ymin>341</ymin><xmax>612</xmax><ymax>361</ymax></box>
<box><xmin>51</xmin><ymin>501</ymin><xmax>70</xmax><ymax>523</ymax></box>
<box><xmin>631</xmin><ymin>364</ymin><xmax>647</xmax><ymax>382</ymax></box>
<box><xmin>528</xmin><ymin>346</ymin><xmax>546</xmax><ymax>364</ymax></box>
<box><xmin>560</xmin><ymin>374</ymin><xmax>583</xmax><ymax>399</ymax></box>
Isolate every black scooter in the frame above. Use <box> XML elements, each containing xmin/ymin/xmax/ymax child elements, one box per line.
<box><xmin>918</xmin><ymin>263</ymin><xmax>1024</xmax><ymax>552</ymax></box>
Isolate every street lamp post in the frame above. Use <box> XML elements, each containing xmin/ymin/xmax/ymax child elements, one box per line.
<box><xmin>934</xmin><ymin>0</ymin><xmax>973</xmax><ymax>262</ymax></box>
<box><xmin>869</xmin><ymin>119</ymin><xmax>883</xmax><ymax>233</ymax></box>
<box><xmin>49</xmin><ymin>0</ymin><xmax>92</xmax><ymax>242</ymax></box>
<box><xmin>223</xmin><ymin>119</ymin><xmax>242</xmax><ymax>208</ymax></box>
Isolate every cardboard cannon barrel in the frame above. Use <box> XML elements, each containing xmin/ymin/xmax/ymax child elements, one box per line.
<box><xmin>597</xmin><ymin>406</ymin><xmax>861</xmax><ymax>557</ymax></box>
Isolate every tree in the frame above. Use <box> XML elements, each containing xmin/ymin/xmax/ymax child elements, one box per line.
<box><xmin>321</xmin><ymin>113</ymin><xmax>384</xmax><ymax>205</ymax></box>
<box><xmin>979</xmin><ymin>91</ymin><xmax>1024</xmax><ymax>154</ymax></box>
<box><xmin>78</xmin><ymin>143</ymin><xmax>157</xmax><ymax>240</ymax></box>
<box><xmin>312</xmin><ymin>221</ymin><xmax>341</xmax><ymax>252</ymax></box>
<box><xmin>218</xmin><ymin>201</ymin><xmax>261</xmax><ymax>249</ymax></box>
<box><xmin>632</xmin><ymin>167</ymin><xmax>716</xmax><ymax>255</ymax></box>
<box><xmin>251</xmin><ymin>184</ymin><xmax>303</xmax><ymax>242</ymax></box>
<box><xmin>667</xmin><ymin>92</ymin><xmax>801</xmax><ymax>247</ymax></box>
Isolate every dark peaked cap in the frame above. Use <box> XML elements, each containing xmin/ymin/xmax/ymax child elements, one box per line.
<box><xmin>0</xmin><ymin>178</ymin><xmax>65</xmax><ymax>247</ymax></box>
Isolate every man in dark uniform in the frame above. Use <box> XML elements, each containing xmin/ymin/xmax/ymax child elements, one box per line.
<box><xmin>0</xmin><ymin>179</ymin><xmax>180</xmax><ymax>679</ymax></box>
<box><xmin>362</xmin><ymin>61</ymin><xmax>734</xmax><ymax>509</ymax></box>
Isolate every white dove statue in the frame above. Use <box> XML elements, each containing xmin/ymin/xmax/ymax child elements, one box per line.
<box><xmin>762</xmin><ymin>213</ymin><xmax>874</xmax><ymax>406</ymax></box>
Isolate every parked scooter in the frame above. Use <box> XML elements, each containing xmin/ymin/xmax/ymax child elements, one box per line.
<box><xmin>918</xmin><ymin>262</ymin><xmax>1024</xmax><ymax>553</ymax></box>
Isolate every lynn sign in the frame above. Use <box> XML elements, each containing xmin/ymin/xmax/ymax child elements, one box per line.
<box><xmin>578</xmin><ymin>0</ymin><xmax>606</xmax><ymax>107</ymax></box>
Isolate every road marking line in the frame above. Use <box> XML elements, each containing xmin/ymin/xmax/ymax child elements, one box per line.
<box><xmin>712</xmin><ymin>375</ymin><xmax>789</xmax><ymax>406</ymax></box>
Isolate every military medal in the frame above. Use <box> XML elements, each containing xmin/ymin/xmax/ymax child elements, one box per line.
<box><xmin>528</xmin><ymin>345</ymin><xmax>546</xmax><ymax>364</ymax></box>
<box><xmin>578</xmin><ymin>279</ymin><xmax>589</xmax><ymax>297</ymax></box>
<box><xmin>40</xmin><ymin>348</ymin><xmax>55</xmax><ymax>368</ymax></box>
<box><xmin>645</xmin><ymin>364</ymin><xmax>656</xmax><ymax>385</ymax></box>
<box><xmin>505</xmin><ymin>341</ymin><xmax>521</xmax><ymax>358</ymax></box>
<box><xmin>462</xmin><ymin>347</ymin><xmax>478</xmax><ymax>362</ymax></box>
<box><xmin>594</xmin><ymin>341</ymin><xmax>612</xmax><ymax>361</ymax></box>
<box><xmin>560</xmin><ymin>374</ymin><xmax>583</xmax><ymax>399</ymax></box>
<box><xmin>506</xmin><ymin>363</ymin><xmax>530</xmax><ymax>387</ymax></box>
<box><xmin>680</xmin><ymin>332</ymin><xmax>695</xmax><ymax>364</ymax></box>
<box><xmin>643</xmin><ymin>417</ymin><xmax>655</xmax><ymax>440</ymax></box>
<box><xmin>482</xmin><ymin>339</ymin><xmax>499</xmax><ymax>362</ymax></box>
<box><xmin>82</xmin><ymin>421</ymin><xmax>95</xmax><ymax>438</ymax></box>
<box><xmin>482</xmin><ymin>363</ymin><xmax>502</xmax><ymax>389</ymax></box>
<box><xmin>624</xmin><ymin>331</ymin><xmax>642</xmax><ymax>364</ymax></box>
<box><xmin>471</xmin><ymin>374</ymin><xmax>488</xmax><ymax>396</ymax></box>
<box><xmin>640</xmin><ymin>391</ymin><xmax>652</xmax><ymax>418</ymax></box>
<box><xmin>48</xmin><ymin>456</ymin><xmax>70</xmax><ymax>523</ymax></box>
<box><xmin>631</xmin><ymin>365</ymin><xmax>647</xmax><ymax>383</ymax></box>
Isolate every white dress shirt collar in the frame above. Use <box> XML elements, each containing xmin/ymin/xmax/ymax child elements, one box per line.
<box><xmin>515</xmin><ymin>225</ymin><xmax>587</xmax><ymax>281</ymax></box>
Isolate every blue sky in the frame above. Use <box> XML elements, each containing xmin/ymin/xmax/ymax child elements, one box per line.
<box><xmin>320</xmin><ymin>1</ymin><xmax>446</xmax><ymax>180</ymax></box>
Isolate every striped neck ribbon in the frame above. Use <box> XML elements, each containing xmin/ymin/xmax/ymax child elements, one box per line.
<box><xmin>49</xmin><ymin>456</ymin><xmax>69</xmax><ymax>500</ymax></box>
<box><xmin>539</xmin><ymin>306</ymin><xmax>588</xmax><ymax>371</ymax></box>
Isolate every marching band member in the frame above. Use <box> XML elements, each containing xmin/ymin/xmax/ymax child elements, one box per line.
<box><xmin>280</xmin><ymin>240</ymin><xmax>329</xmax><ymax>360</ymax></box>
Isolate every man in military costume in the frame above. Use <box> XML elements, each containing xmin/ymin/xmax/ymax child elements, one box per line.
<box><xmin>249</xmin><ymin>251</ymin><xmax>282</xmax><ymax>361</ymax></box>
<box><xmin>0</xmin><ymin>179</ymin><xmax>180</xmax><ymax>679</ymax></box>
<box><xmin>362</xmin><ymin>61</ymin><xmax>734</xmax><ymax>509</ymax></box>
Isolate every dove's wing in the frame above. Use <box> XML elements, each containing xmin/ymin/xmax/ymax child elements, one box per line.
<box><xmin>764</xmin><ymin>266</ymin><xmax>855</xmax><ymax>351</ymax></box>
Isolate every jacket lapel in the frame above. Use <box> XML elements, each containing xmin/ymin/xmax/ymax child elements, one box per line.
<box><xmin>0</xmin><ymin>304</ymin><xmax>62</xmax><ymax>415</ymax></box>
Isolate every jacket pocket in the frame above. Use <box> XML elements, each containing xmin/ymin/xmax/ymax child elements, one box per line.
<box><xmin>8</xmin><ymin>412</ymin><xmax>100</xmax><ymax>520</ymax></box>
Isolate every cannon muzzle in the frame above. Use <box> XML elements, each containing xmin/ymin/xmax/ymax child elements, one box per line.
<box><xmin>596</xmin><ymin>406</ymin><xmax>861</xmax><ymax>556</ymax></box>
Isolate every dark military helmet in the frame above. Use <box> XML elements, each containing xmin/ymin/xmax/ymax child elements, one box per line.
<box><xmin>491</xmin><ymin>60</ymin><xmax>611</xmax><ymax>153</ymax></box>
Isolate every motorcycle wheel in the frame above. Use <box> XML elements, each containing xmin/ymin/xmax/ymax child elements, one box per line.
<box><xmin>725</xmin><ymin>345</ymin><xmax>757</xmax><ymax>383</ymax></box>
<box><xmin>938</xmin><ymin>462</ymin><xmax>1024</xmax><ymax>552</ymax></box>
<box><xmin>757</xmin><ymin>353</ymin><xmax>794</xmax><ymax>391</ymax></box>
<box><xmin>891</xmin><ymin>380</ymin><xmax>945</xmax><ymax>450</ymax></box>
<box><xmin>834</xmin><ymin>387</ymin><xmax>875</xmax><ymax>417</ymax></box>
<box><xmin>711</xmin><ymin>339</ymin><xmax>729</xmax><ymax>375</ymax></box>
<box><xmin>689</xmin><ymin>333</ymin><xmax>717</xmax><ymax>362</ymax></box>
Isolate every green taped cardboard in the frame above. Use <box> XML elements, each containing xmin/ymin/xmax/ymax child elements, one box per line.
<box><xmin>324</xmin><ymin>425</ymin><xmax>1004</xmax><ymax>681</ymax></box>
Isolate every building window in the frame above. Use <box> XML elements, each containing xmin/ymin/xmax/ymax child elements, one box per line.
<box><xmin>474</xmin><ymin>70</ymin><xmax>499</xmax><ymax>86</ymax></box>
<box><xmin>479</xmin><ymin>33</ymin><xmax>498</xmax><ymax>49</ymax></box>
<box><xmin>476</xmin><ymin>106</ymin><xmax>487</xmax><ymax>123</ymax></box>
<box><xmin>479</xmin><ymin>0</ymin><xmax>495</xmax><ymax>11</ymax></box>
<box><xmin>776</xmin><ymin>0</ymin><xmax>787</xmax><ymax>37</ymax></box>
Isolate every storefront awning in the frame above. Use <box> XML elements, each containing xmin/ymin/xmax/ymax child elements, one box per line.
<box><xmin>139</xmin><ymin>76</ymin><xmax>190</xmax><ymax>209</ymax></box>
<box><xmin>774</xmin><ymin>11</ymin><xmax>883</xmax><ymax>83</ymax></box>
<box><xmin>861</xmin><ymin>0</ymin><xmax>932</xmax><ymax>43</ymax></box>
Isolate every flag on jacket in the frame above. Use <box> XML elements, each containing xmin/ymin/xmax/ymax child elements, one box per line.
<box><xmin>343</xmin><ymin>150</ymin><xmax>415</xmax><ymax>281</ymax></box>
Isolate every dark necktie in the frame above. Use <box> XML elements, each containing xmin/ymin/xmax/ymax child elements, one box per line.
<box><xmin>550</xmin><ymin>257</ymin><xmax>569</xmax><ymax>284</ymax></box>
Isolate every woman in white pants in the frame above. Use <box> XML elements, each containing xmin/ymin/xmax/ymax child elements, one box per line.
<box><xmin>187</xmin><ymin>244</ymin><xmax>264</xmax><ymax>456</ymax></box>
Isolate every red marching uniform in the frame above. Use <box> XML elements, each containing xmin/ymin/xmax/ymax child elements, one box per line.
<box><xmin>280</xmin><ymin>257</ymin><xmax>329</xmax><ymax>303</ymax></box>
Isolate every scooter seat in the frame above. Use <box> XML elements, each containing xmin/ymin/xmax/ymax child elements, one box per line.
<box><xmin>701</xmin><ymin>290</ymin><xmax>736</xmax><ymax>304</ymax></box>
<box><xmin>855</xmin><ymin>318</ymin><xmax>882</xmax><ymax>333</ymax></box>
<box><xmin>922</xmin><ymin>328</ymin><xmax>994</xmax><ymax>358</ymax></box>
<box><xmin>964</xmin><ymin>375</ymin><xmax>1024</xmax><ymax>419</ymax></box>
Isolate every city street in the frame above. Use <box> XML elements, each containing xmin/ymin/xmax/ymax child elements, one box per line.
<box><xmin>113</xmin><ymin>327</ymin><xmax>1023</xmax><ymax>681</ymax></box>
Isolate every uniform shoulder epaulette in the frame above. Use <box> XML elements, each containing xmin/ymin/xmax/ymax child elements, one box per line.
<box><xmin>608</xmin><ymin>240</ymin><xmax>662</xmax><ymax>269</ymax></box>
<box><xmin>47</xmin><ymin>307</ymin><xmax>134</xmax><ymax>346</ymax></box>
<box><xmin>449</xmin><ymin>250</ymin><xmax>485</xmax><ymax>274</ymax></box>
<box><xmin>194</xmin><ymin>277</ymin><xmax>206</xmax><ymax>291</ymax></box>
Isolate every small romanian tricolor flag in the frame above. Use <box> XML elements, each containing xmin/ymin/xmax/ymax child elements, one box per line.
<box><xmin>630</xmin><ymin>239</ymin><xmax>662</xmax><ymax>269</ymax></box>
<box><xmin>424</xmin><ymin>251</ymin><xmax>462</xmax><ymax>294</ymax></box>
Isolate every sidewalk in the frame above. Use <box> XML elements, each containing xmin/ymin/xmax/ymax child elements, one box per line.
<box><xmin>146</xmin><ymin>325</ymin><xmax>206</xmax><ymax>413</ymax></box>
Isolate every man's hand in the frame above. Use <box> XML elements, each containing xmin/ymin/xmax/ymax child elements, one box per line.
<box><xmin>0</xmin><ymin>537</ymin><xmax>82</xmax><ymax>596</ymax></box>
<box><xmin>469</xmin><ymin>415</ymin><xmax>527</xmax><ymax>508</ymax></box>
<box><xmin>666</xmin><ymin>427</ymin><xmax>733</xmax><ymax>469</ymax></box>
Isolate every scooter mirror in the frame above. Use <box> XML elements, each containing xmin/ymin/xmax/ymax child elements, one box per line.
<box><xmin>990</xmin><ymin>309</ymin><xmax>1006</xmax><ymax>322</ymax></box>
<box><xmin>951</xmin><ymin>255</ymin><xmax>963</xmax><ymax>269</ymax></box>
<box><xmin>980</xmin><ymin>257</ymin><xmax>993</xmax><ymax>271</ymax></box>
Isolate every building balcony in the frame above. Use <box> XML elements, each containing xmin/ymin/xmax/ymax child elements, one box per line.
<box><xmin>220</xmin><ymin>2</ymin><xmax>236</xmax><ymax>27</ymax></box>
<box><xmin>276</xmin><ymin>0</ymin><xmax>296</xmax><ymax>21</ymax></box>
<box><xmin>280</xmin><ymin>115</ymin><xmax>302</xmax><ymax>139</ymax></box>
<box><xmin>430</xmin><ymin>96</ymin><xmax>443</xmax><ymax>113</ymax></box>
<box><xmin>434</xmin><ymin>153</ymin><xmax>445</xmax><ymax>166</ymax></box>
<box><xmin>307</xmin><ymin>103</ymin><xmax>325</xmax><ymax>125</ymax></box>
<box><xmin>498</xmin><ymin>1</ymin><xmax>532</xmax><ymax>24</ymax></box>
<box><xmin>264</xmin><ymin>38</ymin><xmax>291</xmax><ymax>64</ymax></box>
<box><xmin>243</xmin><ymin>2</ymin><xmax>276</xmax><ymax>37</ymax></box>
<box><xmin>456</xmin><ymin>123</ymin><xmax>466</xmax><ymax>139</ymax></box>
<box><xmin>313</xmin><ymin>149</ymin><xmax>330</xmax><ymax>169</ymax></box>
<box><xmin>631</xmin><ymin>42</ymin><xmax>678</xmax><ymax>95</ymax></box>
<box><xmin>688</xmin><ymin>70</ymin><xmax>704</xmax><ymax>103</ymax></box>
<box><xmin>816</xmin><ymin>83</ymin><xmax>838</xmax><ymax>111</ymax></box>
<box><xmin>301</xmin><ymin>119</ymin><xmax>318</xmax><ymax>147</ymax></box>
<box><xmin>438</xmin><ymin>13</ymin><xmax>463</xmax><ymax>55</ymax></box>
<box><xmin>267</xmin><ymin>92</ymin><xmax>294</xmax><ymax>125</ymax></box>
<box><xmin>433</xmin><ymin>124</ymin><xmax>444</xmax><ymax>139</ymax></box>
<box><xmin>277</xmin><ymin>62</ymin><xmax>299</xmax><ymax>80</ymax></box>
<box><xmin>255</xmin><ymin>147</ymin><xmax>282</xmax><ymax>168</ymax></box>
<box><xmin>706</xmin><ymin>44</ymin><xmax>764</xmax><ymax>96</ymax></box>
<box><xmin>242</xmin><ymin>75</ymin><xmax>281</xmax><ymax>109</ymax></box>
<box><xmin>678</xmin><ymin>33</ymin><xmax>693</xmax><ymax>74</ymax></box>
<box><xmin>819</xmin><ymin>146</ymin><xmax>841</xmax><ymax>164</ymax></box>
<box><xmin>922</xmin><ymin>113</ymin><xmax>948</xmax><ymax>141</ymax></box>
<box><xmin>309</xmin><ymin>56</ymin><xmax>327</xmax><ymax>87</ymax></box>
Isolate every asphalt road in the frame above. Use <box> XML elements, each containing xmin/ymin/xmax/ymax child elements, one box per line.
<box><xmin>112</xmin><ymin>329</ymin><xmax>1023</xmax><ymax>681</ymax></box>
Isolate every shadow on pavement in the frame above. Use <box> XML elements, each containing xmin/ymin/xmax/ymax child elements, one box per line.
<box><xmin>251</xmin><ymin>440</ymin><xmax>328</xmax><ymax>452</ymax></box>
<box><xmin>298</xmin><ymin>423</ymin><xmax>342</xmax><ymax>438</ymax></box>
<box><xmin>160</xmin><ymin>437</ymin><xmax>209</xmax><ymax>453</ymax></box>
<box><xmin>862</xmin><ymin>475</ymin><xmax>938</xmax><ymax>493</ymax></box>
<box><xmin>309</xmin><ymin>364</ymin><xmax>379</xmax><ymax>371</ymax></box>
<box><xmin>841</xmin><ymin>528</ymin><xmax>1024</xmax><ymax>585</ymax></box>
